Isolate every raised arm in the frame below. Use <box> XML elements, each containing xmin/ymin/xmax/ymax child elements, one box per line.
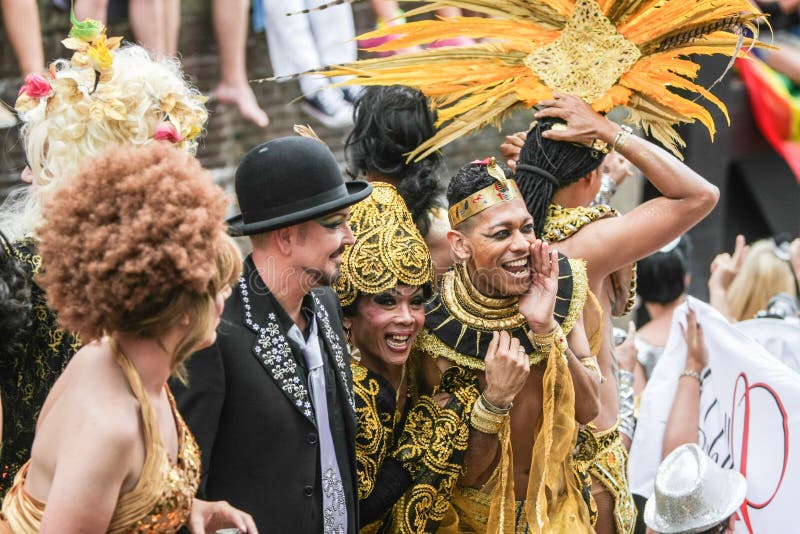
<box><xmin>662</xmin><ymin>308</ymin><xmax>707</xmax><ymax>458</ymax></box>
<box><xmin>535</xmin><ymin>94</ymin><xmax>720</xmax><ymax>278</ymax></box>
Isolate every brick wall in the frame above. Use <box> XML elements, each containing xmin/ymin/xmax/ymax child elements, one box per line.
<box><xmin>0</xmin><ymin>1</ymin><xmax>534</xmax><ymax>198</ymax></box>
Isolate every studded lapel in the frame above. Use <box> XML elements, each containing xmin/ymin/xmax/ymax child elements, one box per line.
<box><xmin>237</xmin><ymin>273</ymin><xmax>316</xmax><ymax>425</ymax></box>
<box><xmin>310</xmin><ymin>291</ymin><xmax>355</xmax><ymax>416</ymax></box>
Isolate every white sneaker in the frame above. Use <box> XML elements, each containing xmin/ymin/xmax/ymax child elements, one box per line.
<box><xmin>300</xmin><ymin>88</ymin><xmax>354</xmax><ymax>129</ymax></box>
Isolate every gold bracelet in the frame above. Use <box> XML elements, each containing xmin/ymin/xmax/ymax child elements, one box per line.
<box><xmin>580</xmin><ymin>356</ymin><xmax>601</xmax><ymax>375</ymax></box>
<box><xmin>579</xmin><ymin>356</ymin><xmax>605</xmax><ymax>383</ymax></box>
<box><xmin>480</xmin><ymin>392</ymin><xmax>512</xmax><ymax>415</ymax></box>
<box><xmin>527</xmin><ymin>324</ymin><xmax>559</xmax><ymax>353</ymax></box>
<box><xmin>680</xmin><ymin>369</ymin><xmax>702</xmax><ymax>385</ymax></box>
<box><xmin>470</xmin><ymin>396</ymin><xmax>508</xmax><ymax>434</ymax></box>
<box><xmin>613</xmin><ymin>125</ymin><xmax>633</xmax><ymax>152</ymax></box>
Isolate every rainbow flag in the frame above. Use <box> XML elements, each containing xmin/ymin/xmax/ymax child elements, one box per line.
<box><xmin>737</xmin><ymin>55</ymin><xmax>800</xmax><ymax>184</ymax></box>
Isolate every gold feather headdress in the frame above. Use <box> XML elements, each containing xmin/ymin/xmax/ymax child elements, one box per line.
<box><xmin>297</xmin><ymin>0</ymin><xmax>766</xmax><ymax>159</ymax></box>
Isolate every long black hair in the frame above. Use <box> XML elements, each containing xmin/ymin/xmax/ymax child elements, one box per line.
<box><xmin>514</xmin><ymin>117</ymin><xmax>605</xmax><ymax>235</ymax></box>
<box><xmin>345</xmin><ymin>85</ymin><xmax>444</xmax><ymax>236</ymax></box>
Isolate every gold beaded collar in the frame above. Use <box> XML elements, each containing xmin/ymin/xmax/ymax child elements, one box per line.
<box><xmin>415</xmin><ymin>256</ymin><xmax>588</xmax><ymax>370</ymax></box>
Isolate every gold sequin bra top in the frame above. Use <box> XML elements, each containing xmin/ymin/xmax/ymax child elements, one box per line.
<box><xmin>0</xmin><ymin>345</ymin><xmax>201</xmax><ymax>534</ymax></box>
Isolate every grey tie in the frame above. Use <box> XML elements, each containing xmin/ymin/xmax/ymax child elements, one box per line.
<box><xmin>288</xmin><ymin>319</ymin><xmax>348</xmax><ymax>534</ymax></box>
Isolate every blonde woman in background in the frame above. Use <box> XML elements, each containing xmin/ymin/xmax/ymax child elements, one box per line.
<box><xmin>709</xmin><ymin>236</ymin><xmax>798</xmax><ymax>321</ymax></box>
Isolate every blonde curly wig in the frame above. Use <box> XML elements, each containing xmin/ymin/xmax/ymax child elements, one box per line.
<box><xmin>1</xmin><ymin>44</ymin><xmax>207</xmax><ymax>241</ymax></box>
<box><xmin>36</xmin><ymin>143</ymin><xmax>236</xmax><ymax>351</ymax></box>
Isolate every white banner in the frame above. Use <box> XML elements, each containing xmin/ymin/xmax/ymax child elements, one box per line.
<box><xmin>629</xmin><ymin>297</ymin><xmax>800</xmax><ymax>533</ymax></box>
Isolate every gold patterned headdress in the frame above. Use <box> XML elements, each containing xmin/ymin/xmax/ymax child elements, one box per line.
<box><xmin>448</xmin><ymin>157</ymin><xmax>521</xmax><ymax>227</ymax></box>
<box><xmin>309</xmin><ymin>0</ymin><xmax>765</xmax><ymax>159</ymax></box>
<box><xmin>335</xmin><ymin>182</ymin><xmax>435</xmax><ymax>307</ymax></box>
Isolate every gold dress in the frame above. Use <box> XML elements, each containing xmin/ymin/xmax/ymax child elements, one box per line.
<box><xmin>415</xmin><ymin>258</ymin><xmax>594</xmax><ymax>534</ymax></box>
<box><xmin>0</xmin><ymin>349</ymin><xmax>201</xmax><ymax>533</ymax></box>
<box><xmin>544</xmin><ymin>203</ymin><xmax>637</xmax><ymax>534</ymax></box>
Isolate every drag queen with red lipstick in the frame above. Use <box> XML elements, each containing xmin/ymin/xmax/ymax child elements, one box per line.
<box><xmin>336</xmin><ymin>183</ymin><xmax>482</xmax><ymax>533</ymax></box>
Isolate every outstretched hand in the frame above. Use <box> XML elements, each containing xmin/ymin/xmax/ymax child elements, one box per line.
<box><xmin>534</xmin><ymin>93</ymin><xmax>618</xmax><ymax>146</ymax></box>
<box><xmin>189</xmin><ymin>498</ymin><xmax>258</xmax><ymax>534</ymax></box>
<box><xmin>602</xmin><ymin>152</ymin><xmax>634</xmax><ymax>186</ymax></box>
<box><xmin>680</xmin><ymin>307</ymin><xmax>708</xmax><ymax>373</ymax></box>
<box><xmin>709</xmin><ymin>234</ymin><xmax>748</xmax><ymax>291</ymax></box>
<box><xmin>518</xmin><ymin>240</ymin><xmax>559</xmax><ymax>333</ymax></box>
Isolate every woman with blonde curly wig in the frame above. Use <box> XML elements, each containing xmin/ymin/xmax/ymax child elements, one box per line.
<box><xmin>0</xmin><ymin>15</ymin><xmax>207</xmax><ymax>492</ymax></box>
<box><xmin>0</xmin><ymin>142</ymin><xmax>256</xmax><ymax>534</ymax></box>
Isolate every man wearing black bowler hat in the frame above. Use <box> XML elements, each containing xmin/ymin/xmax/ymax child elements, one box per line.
<box><xmin>172</xmin><ymin>136</ymin><xmax>372</xmax><ymax>533</ymax></box>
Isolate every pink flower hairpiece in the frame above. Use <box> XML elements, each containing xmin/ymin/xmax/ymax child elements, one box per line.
<box><xmin>18</xmin><ymin>74</ymin><xmax>52</xmax><ymax>100</ymax></box>
<box><xmin>154</xmin><ymin>123</ymin><xmax>182</xmax><ymax>143</ymax></box>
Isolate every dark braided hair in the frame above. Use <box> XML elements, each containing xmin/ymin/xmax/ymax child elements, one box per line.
<box><xmin>514</xmin><ymin>117</ymin><xmax>605</xmax><ymax>236</ymax></box>
<box><xmin>345</xmin><ymin>85</ymin><xmax>444</xmax><ymax>237</ymax></box>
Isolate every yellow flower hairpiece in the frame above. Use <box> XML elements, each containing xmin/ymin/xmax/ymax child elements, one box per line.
<box><xmin>15</xmin><ymin>8</ymin><xmax>207</xmax><ymax>146</ymax></box>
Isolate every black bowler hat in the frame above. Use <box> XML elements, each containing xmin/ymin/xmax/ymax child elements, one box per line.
<box><xmin>227</xmin><ymin>137</ymin><xmax>372</xmax><ymax>236</ymax></box>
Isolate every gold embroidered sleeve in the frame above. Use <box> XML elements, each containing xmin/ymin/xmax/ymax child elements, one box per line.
<box><xmin>390</xmin><ymin>367</ymin><xmax>480</xmax><ymax>533</ymax></box>
<box><xmin>353</xmin><ymin>363</ymin><xmax>394</xmax><ymax>500</ymax></box>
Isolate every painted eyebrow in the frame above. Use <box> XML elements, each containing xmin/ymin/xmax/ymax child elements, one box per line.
<box><xmin>319</xmin><ymin>212</ymin><xmax>347</xmax><ymax>221</ymax></box>
<box><xmin>386</xmin><ymin>287</ymin><xmax>425</xmax><ymax>297</ymax></box>
<box><xmin>487</xmin><ymin>219</ymin><xmax>533</xmax><ymax>230</ymax></box>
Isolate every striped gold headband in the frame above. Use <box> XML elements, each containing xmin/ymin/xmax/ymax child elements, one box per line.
<box><xmin>448</xmin><ymin>157</ymin><xmax>521</xmax><ymax>227</ymax></box>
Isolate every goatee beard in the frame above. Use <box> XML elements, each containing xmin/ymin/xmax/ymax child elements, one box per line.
<box><xmin>304</xmin><ymin>266</ymin><xmax>340</xmax><ymax>288</ymax></box>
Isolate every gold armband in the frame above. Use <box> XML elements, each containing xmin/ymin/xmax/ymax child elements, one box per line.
<box><xmin>580</xmin><ymin>356</ymin><xmax>605</xmax><ymax>383</ymax></box>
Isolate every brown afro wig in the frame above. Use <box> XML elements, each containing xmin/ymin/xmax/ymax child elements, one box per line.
<box><xmin>36</xmin><ymin>142</ymin><xmax>230</xmax><ymax>341</ymax></box>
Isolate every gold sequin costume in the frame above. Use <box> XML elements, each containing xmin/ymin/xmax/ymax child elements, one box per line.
<box><xmin>544</xmin><ymin>204</ymin><xmax>636</xmax><ymax>316</ymax></box>
<box><xmin>0</xmin><ymin>346</ymin><xmax>200</xmax><ymax>533</ymax></box>
<box><xmin>574</xmin><ymin>423</ymin><xmax>636</xmax><ymax>534</ymax></box>
<box><xmin>416</xmin><ymin>258</ymin><xmax>595</xmax><ymax>533</ymax></box>
<box><xmin>352</xmin><ymin>361</ymin><xmax>481</xmax><ymax>534</ymax></box>
<box><xmin>544</xmin><ymin>203</ymin><xmax>637</xmax><ymax>534</ymax></box>
<box><xmin>339</xmin><ymin>183</ymin><xmax>479</xmax><ymax>533</ymax></box>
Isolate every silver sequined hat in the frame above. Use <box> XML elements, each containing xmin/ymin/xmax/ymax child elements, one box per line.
<box><xmin>644</xmin><ymin>443</ymin><xmax>747</xmax><ymax>534</ymax></box>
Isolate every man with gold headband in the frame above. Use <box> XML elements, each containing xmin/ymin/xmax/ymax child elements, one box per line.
<box><xmin>413</xmin><ymin>158</ymin><xmax>602</xmax><ymax>533</ymax></box>
<box><xmin>335</xmin><ymin>182</ymin><xmax>483</xmax><ymax>533</ymax></box>
<box><xmin>500</xmin><ymin>94</ymin><xmax>720</xmax><ymax>534</ymax></box>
